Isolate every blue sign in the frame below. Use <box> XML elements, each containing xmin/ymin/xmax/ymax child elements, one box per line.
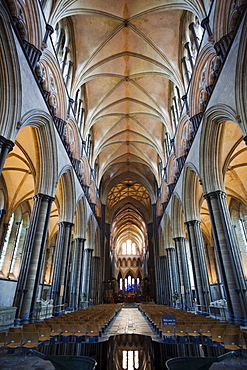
<box><xmin>161</xmin><ymin>314</ymin><xmax>176</xmax><ymax>325</ymax></box>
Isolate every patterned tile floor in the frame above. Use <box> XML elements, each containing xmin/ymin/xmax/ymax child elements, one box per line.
<box><xmin>0</xmin><ymin>306</ymin><xmax>247</xmax><ymax>369</ymax></box>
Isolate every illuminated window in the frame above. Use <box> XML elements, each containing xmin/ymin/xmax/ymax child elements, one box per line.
<box><xmin>9</xmin><ymin>220</ymin><xmax>23</xmax><ymax>274</ymax></box>
<box><xmin>134</xmin><ymin>351</ymin><xmax>139</xmax><ymax>369</ymax></box>
<box><xmin>128</xmin><ymin>275</ymin><xmax>132</xmax><ymax>290</ymax></box>
<box><xmin>122</xmin><ymin>350</ymin><xmax>127</xmax><ymax>369</ymax></box>
<box><xmin>119</xmin><ymin>278</ymin><xmax>123</xmax><ymax>291</ymax></box>
<box><xmin>137</xmin><ymin>278</ymin><xmax>140</xmax><ymax>291</ymax></box>
<box><xmin>0</xmin><ymin>214</ymin><xmax>14</xmax><ymax>271</ymax></box>
<box><xmin>122</xmin><ymin>350</ymin><xmax>139</xmax><ymax>369</ymax></box>
<box><xmin>132</xmin><ymin>277</ymin><xmax>135</xmax><ymax>288</ymax></box>
<box><xmin>127</xmin><ymin>239</ymin><xmax>132</xmax><ymax>254</ymax></box>
<box><xmin>132</xmin><ymin>243</ymin><xmax>136</xmax><ymax>254</ymax></box>
<box><xmin>128</xmin><ymin>351</ymin><xmax>134</xmax><ymax>370</ymax></box>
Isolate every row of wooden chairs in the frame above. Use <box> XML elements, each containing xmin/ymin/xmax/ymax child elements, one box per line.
<box><xmin>0</xmin><ymin>303</ymin><xmax>121</xmax><ymax>352</ymax></box>
<box><xmin>139</xmin><ymin>304</ymin><xmax>246</xmax><ymax>350</ymax></box>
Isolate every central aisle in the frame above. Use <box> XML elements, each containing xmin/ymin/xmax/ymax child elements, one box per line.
<box><xmin>105</xmin><ymin>306</ymin><xmax>158</xmax><ymax>340</ymax></box>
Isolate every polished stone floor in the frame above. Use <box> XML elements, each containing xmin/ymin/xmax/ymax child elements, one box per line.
<box><xmin>0</xmin><ymin>306</ymin><xmax>247</xmax><ymax>369</ymax></box>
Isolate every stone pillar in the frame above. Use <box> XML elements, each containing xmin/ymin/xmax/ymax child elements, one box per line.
<box><xmin>159</xmin><ymin>255</ymin><xmax>166</xmax><ymax>305</ymax></box>
<box><xmin>0</xmin><ymin>136</ymin><xmax>14</xmax><ymax>176</ymax></box>
<box><xmin>14</xmin><ymin>193</ymin><xmax>54</xmax><ymax>320</ymax></box>
<box><xmin>185</xmin><ymin>220</ymin><xmax>211</xmax><ymax>310</ymax></box>
<box><xmin>204</xmin><ymin>191</ymin><xmax>247</xmax><ymax>320</ymax></box>
<box><xmin>184</xmin><ymin>42</ymin><xmax>194</xmax><ymax>71</ymax></box>
<box><xmin>164</xmin><ymin>253</ymin><xmax>171</xmax><ymax>305</ymax></box>
<box><xmin>50</xmin><ymin>222</ymin><xmax>73</xmax><ymax>307</ymax></box>
<box><xmin>68</xmin><ymin>240</ymin><xmax>77</xmax><ymax>308</ymax></box>
<box><xmin>74</xmin><ymin>238</ymin><xmax>85</xmax><ymax>306</ymax></box>
<box><xmin>57</xmin><ymin>222</ymin><xmax>73</xmax><ymax>306</ymax></box>
<box><xmin>81</xmin><ymin>248</ymin><xmax>93</xmax><ymax>300</ymax></box>
<box><xmin>147</xmin><ymin>222</ymin><xmax>157</xmax><ymax>302</ymax></box>
<box><xmin>189</xmin><ymin>22</ymin><xmax>200</xmax><ymax>51</ymax></box>
<box><xmin>166</xmin><ymin>247</ymin><xmax>179</xmax><ymax>305</ymax></box>
<box><xmin>181</xmin><ymin>57</ymin><xmax>190</xmax><ymax>85</ymax></box>
<box><xmin>104</xmin><ymin>223</ymin><xmax>111</xmax><ymax>282</ymax></box>
<box><xmin>173</xmin><ymin>237</ymin><xmax>192</xmax><ymax>309</ymax></box>
<box><xmin>89</xmin><ymin>256</ymin><xmax>101</xmax><ymax>305</ymax></box>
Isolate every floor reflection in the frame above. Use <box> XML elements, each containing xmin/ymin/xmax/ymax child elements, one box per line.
<box><xmin>108</xmin><ymin>334</ymin><xmax>153</xmax><ymax>370</ymax></box>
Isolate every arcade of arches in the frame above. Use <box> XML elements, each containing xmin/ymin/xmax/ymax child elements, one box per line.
<box><xmin>0</xmin><ymin>0</ymin><xmax>247</xmax><ymax>325</ymax></box>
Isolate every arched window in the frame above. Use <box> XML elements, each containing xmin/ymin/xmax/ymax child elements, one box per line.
<box><xmin>0</xmin><ymin>213</ymin><xmax>14</xmax><ymax>271</ymax></box>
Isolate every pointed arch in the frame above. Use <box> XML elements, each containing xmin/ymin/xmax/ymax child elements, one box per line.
<box><xmin>170</xmin><ymin>193</ymin><xmax>185</xmax><ymax>238</ymax></box>
<box><xmin>56</xmin><ymin>165</ymin><xmax>76</xmax><ymax>222</ymax></box>
<box><xmin>18</xmin><ymin>110</ymin><xmax>58</xmax><ymax>196</ymax></box>
<box><xmin>0</xmin><ymin>7</ymin><xmax>22</xmax><ymax>139</ymax></box>
<box><xmin>200</xmin><ymin>104</ymin><xmax>240</xmax><ymax>193</ymax></box>
<box><xmin>182</xmin><ymin>164</ymin><xmax>203</xmax><ymax>222</ymax></box>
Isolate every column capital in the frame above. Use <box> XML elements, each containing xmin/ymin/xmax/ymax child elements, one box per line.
<box><xmin>46</xmin><ymin>24</ymin><xmax>54</xmax><ymax>35</ymax></box>
<box><xmin>84</xmin><ymin>247</ymin><xmax>94</xmax><ymax>252</ymax></box>
<box><xmin>74</xmin><ymin>237</ymin><xmax>86</xmax><ymax>243</ymax></box>
<box><xmin>184</xmin><ymin>219</ymin><xmax>201</xmax><ymax>226</ymax></box>
<box><xmin>58</xmin><ymin>221</ymin><xmax>74</xmax><ymax>228</ymax></box>
<box><xmin>201</xmin><ymin>16</ymin><xmax>212</xmax><ymax>37</ymax></box>
<box><xmin>173</xmin><ymin>236</ymin><xmax>186</xmax><ymax>242</ymax></box>
<box><xmin>0</xmin><ymin>135</ymin><xmax>15</xmax><ymax>151</ymax></box>
<box><xmin>203</xmin><ymin>190</ymin><xmax>227</xmax><ymax>201</ymax></box>
<box><xmin>33</xmin><ymin>193</ymin><xmax>55</xmax><ymax>202</ymax></box>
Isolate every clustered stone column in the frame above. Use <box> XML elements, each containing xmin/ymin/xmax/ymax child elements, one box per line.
<box><xmin>173</xmin><ymin>237</ymin><xmax>193</xmax><ymax>309</ymax></box>
<box><xmin>0</xmin><ymin>136</ymin><xmax>14</xmax><ymax>176</ymax></box>
<box><xmin>14</xmin><ymin>193</ymin><xmax>54</xmax><ymax>320</ymax></box>
<box><xmin>80</xmin><ymin>248</ymin><xmax>93</xmax><ymax>300</ymax></box>
<box><xmin>50</xmin><ymin>221</ymin><xmax>73</xmax><ymax>307</ymax></box>
<box><xmin>74</xmin><ymin>238</ymin><xmax>85</xmax><ymax>306</ymax></box>
<box><xmin>204</xmin><ymin>190</ymin><xmax>247</xmax><ymax>321</ymax></box>
<box><xmin>185</xmin><ymin>220</ymin><xmax>211</xmax><ymax>310</ymax></box>
<box><xmin>166</xmin><ymin>247</ymin><xmax>180</xmax><ymax>305</ymax></box>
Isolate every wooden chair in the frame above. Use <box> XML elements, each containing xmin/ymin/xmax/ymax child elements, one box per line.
<box><xmin>222</xmin><ymin>333</ymin><xmax>241</xmax><ymax>351</ymax></box>
<box><xmin>23</xmin><ymin>323</ymin><xmax>36</xmax><ymax>332</ymax></box>
<box><xmin>0</xmin><ymin>331</ymin><xmax>7</xmax><ymax>353</ymax></box>
<box><xmin>8</xmin><ymin>326</ymin><xmax>23</xmax><ymax>333</ymax></box>
<box><xmin>22</xmin><ymin>332</ymin><xmax>40</xmax><ymax>350</ymax></box>
<box><xmin>38</xmin><ymin>326</ymin><xmax>51</xmax><ymax>342</ymax></box>
<box><xmin>6</xmin><ymin>332</ymin><xmax>23</xmax><ymax>353</ymax></box>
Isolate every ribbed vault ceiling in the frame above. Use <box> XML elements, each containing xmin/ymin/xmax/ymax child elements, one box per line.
<box><xmin>48</xmin><ymin>0</ymin><xmax>206</xmax><ymax>247</ymax></box>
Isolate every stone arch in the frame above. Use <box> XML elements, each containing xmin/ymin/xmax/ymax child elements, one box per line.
<box><xmin>213</xmin><ymin>0</ymin><xmax>246</xmax><ymax>43</ymax></box>
<box><xmin>80</xmin><ymin>156</ymin><xmax>91</xmax><ymax>186</ymax></box>
<box><xmin>85</xmin><ymin>214</ymin><xmax>97</xmax><ymax>250</ymax></box>
<box><xmin>200</xmin><ymin>104</ymin><xmax>240</xmax><ymax>194</ymax></box>
<box><xmin>37</xmin><ymin>49</ymin><xmax>68</xmax><ymax>120</ymax></box>
<box><xmin>235</xmin><ymin>9</ymin><xmax>247</xmax><ymax>136</ymax></box>
<box><xmin>0</xmin><ymin>7</ymin><xmax>22</xmax><ymax>139</ymax></box>
<box><xmin>182</xmin><ymin>164</ymin><xmax>203</xmax><ymax>222</ymax></box>
<box><xmin>74</xmin><ymin>196</ymin><xmax>87</xmax><ymax>239</ymax></box>
<box><xmin>93</xmin><ymin>227</ymin><xmax>101</xmax><ymax>257</ymax></box>
<box><xmin>56</xmin><ymin>165</ymin><xmax>76</xmax><ymax>223</ymax></box>
<box><xmin>170</xmin><ymin>194</ymin><xmax>185</xmax><ymax>238</ymax></box>
<box><xmin>19</xmin><ymin>109</ymin><xmax>58</xmax><ymax>196</ymax></box>
<box><xmin>166</xmin><ymin>154</ymin><xmax>179</xmax><ymax>185</ymax></box>
<box><xmin>189</xmin><ymin>44</ymin><xmax>219</xmax><ymax>117</ymax></box>
<box><xmin>175</xmin><ymin>114</ymin><xmax>192</xmax><ymax>158</ymax></box>
<box><xmin>64</xmin><ymin>117</ymin><xmax>81</xmax><ymax>160</ymax></box>
<box><xmin>163</xmin><ymin>213</ymin><xmax>173</xmax><ymax>249</ymax></box>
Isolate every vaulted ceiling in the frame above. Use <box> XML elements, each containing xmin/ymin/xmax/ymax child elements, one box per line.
<box><xmin>47</xmin><ymin>0</ymin><xmax>207</xmax><ymax>248</ymax></box>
